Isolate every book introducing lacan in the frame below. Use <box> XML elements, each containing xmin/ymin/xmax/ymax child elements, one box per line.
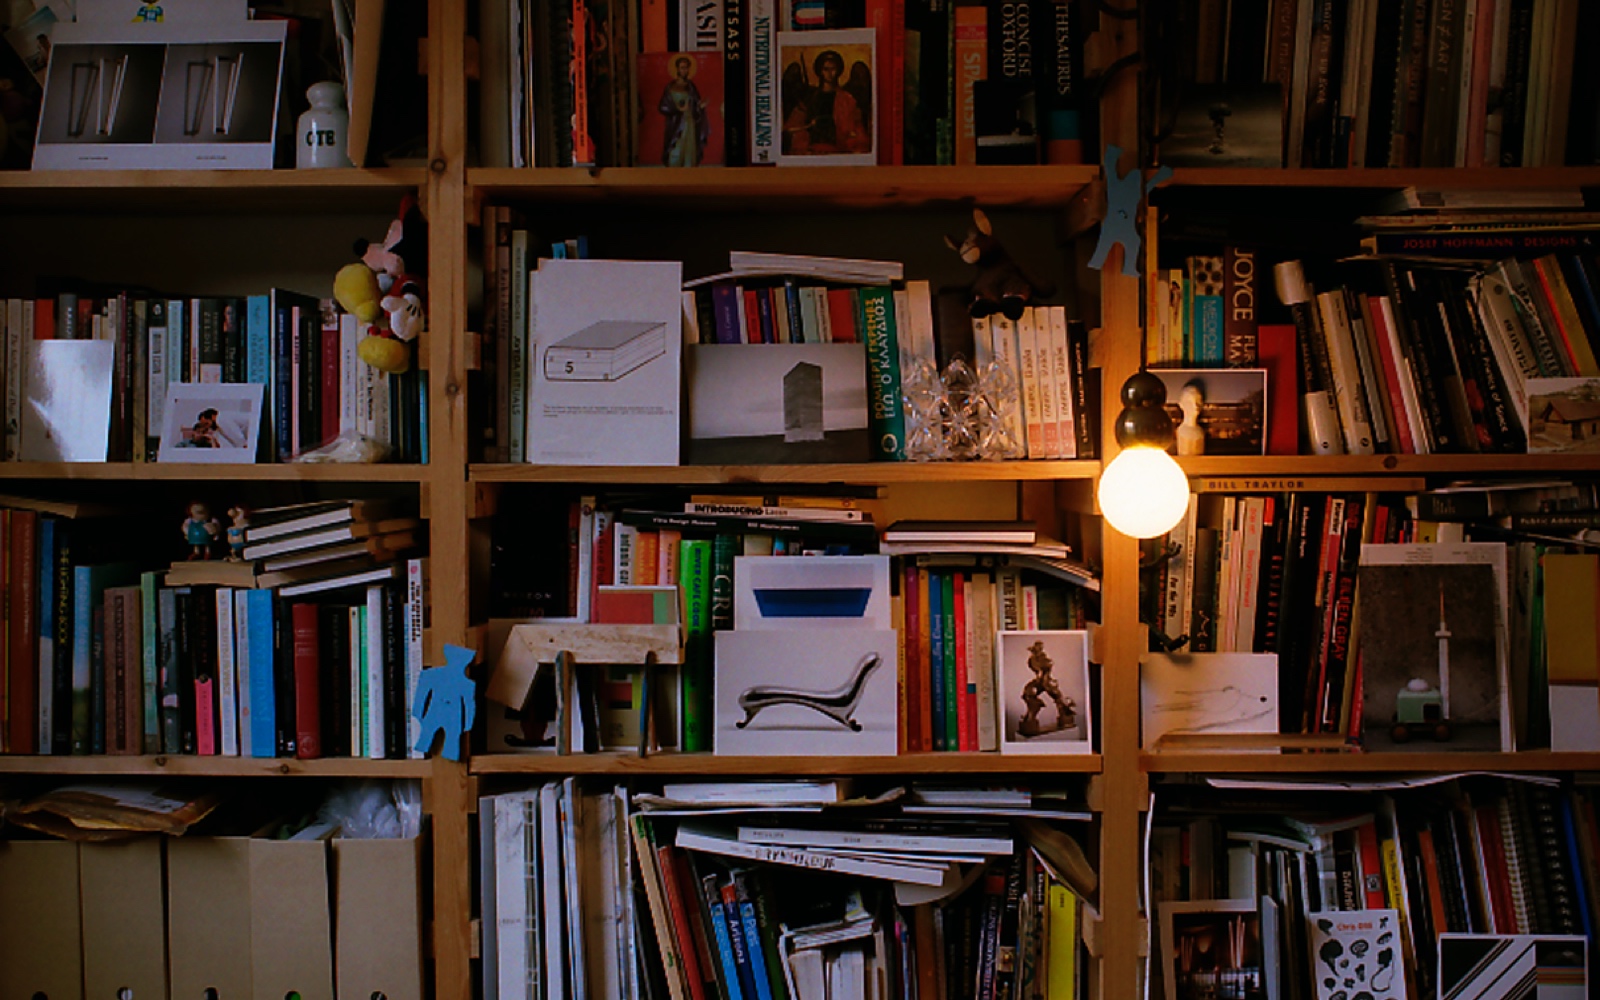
<box><xmin>528</xmin><ymin>258</ymin><xmax>682</xmax><ymax>465</ymax></box>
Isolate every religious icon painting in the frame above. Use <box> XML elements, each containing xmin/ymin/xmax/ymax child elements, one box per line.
<box><xmin>996</xmin><ymin>630</ymin><xmax>1092</xmax><ymax>754</ymax></box>
<box><xmin>775</xmin><ymin>28</ymin><xmax>875</xmax><ymax>166</ymax></box>
<box><xmin>635</xmin><ymin>51</ymin><xmax>724</xmax><ymax>167</ymax></box>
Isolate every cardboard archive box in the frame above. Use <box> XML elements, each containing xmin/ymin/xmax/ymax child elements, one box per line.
<box><xmin>0</xmin><ymin>839</ymin><xmax>83</xmax><ymax>1000</ymax></box>
<box><xmin>333</xmin><ymin>833</ymin><xmax>426</xmax><ymax>1000</ymax></box>
<box><xmin>81</xmin><ymin>838</ymin><xmax>168</xmax><ymax>1000</ymax></box>
<box><xmin>167</xmin><ymin>834</ymin><xmax>334</xmax><ymax>1000</ymax></box>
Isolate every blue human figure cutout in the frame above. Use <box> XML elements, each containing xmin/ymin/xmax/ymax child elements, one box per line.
<box><xmin>1087</xmin><ymin>144</ymin><xmax>1173</xmax><ymax>278</ymax></box>
<box><xmin>412</xmin><ymin>643</ymin><xmax>478</xmax><ymax>761</ymax></box>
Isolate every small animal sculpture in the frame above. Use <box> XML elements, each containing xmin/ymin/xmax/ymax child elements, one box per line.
<box><xmin>944</xmin><ymin>208</ymin><xmax>1054</xmax><ymax>320</ymax></box>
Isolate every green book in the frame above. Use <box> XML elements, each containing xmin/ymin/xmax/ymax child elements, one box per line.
<box><xmin>858</xmin><ymin>285</ymin><xmax>907</xmax><ymax>460</ymax></box>
<box><xmin>710</xmin><ymin>533</ymin><xmax>737</xmax><ymax>632</ymax></box>
<box><xmin>139</xmin><ymin>571</ymin><xmax>160</xmax><ymax>754</ymax></box>
<box><xmin>680</xmin><ymin>538</ymin><xmax>713</xmax><ymax>752</ymax></box>
<box><xmin>942</xmin><ymin>571</ymin><xmax>957</xmax><ymax>751</ymax></box>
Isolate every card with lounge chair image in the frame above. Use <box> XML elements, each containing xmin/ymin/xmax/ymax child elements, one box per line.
<box><xmin>714</xmin><ymin>628</ymin><xmax>898</xmax><ymax>755</ymax></box>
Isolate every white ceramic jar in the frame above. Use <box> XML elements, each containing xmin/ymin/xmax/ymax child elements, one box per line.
<box><xmin>296</xmin><ymin>81</ymin><xmax>353</xmax><ymax>168</ymax></box>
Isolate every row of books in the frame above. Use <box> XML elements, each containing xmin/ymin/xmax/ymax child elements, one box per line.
<box><xmin>1150</xmin><ymin>479</ymin><xmax>1600</xmax><ymax>752</ymax></box>
<box><xmin>0</xmin><ymin>292</ymin><xmax>426</xmax><ymax>464</ymax></box>
<box><xmin>1154</xmin><ymin>0</ymin><xmax>1599</xmax><ymax>169</ymax></box>
<box><xmin>481</xmin><ymin>779</ymin><xmax>1093</xmax><ymax>1000</ymax></box>
<box><xmin>1151</xmin><ymin>775</ymin><xmax>1598</xmax><ymax>1000</ymax></box>
<box><xmin>479</xmin><ymin>0</ymin><xmax>1096</xmax><ymax>169</ymax></box>
<box><xmin>0</xmin><ymin>497</ymin><xmax>428</xmax><ymax>758</ymax></box>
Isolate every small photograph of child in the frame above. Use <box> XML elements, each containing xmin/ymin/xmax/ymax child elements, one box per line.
<box><xmin>159</xmin><ymin>384</ymin><xmax>263</xmax><ymax>463</ymax></box>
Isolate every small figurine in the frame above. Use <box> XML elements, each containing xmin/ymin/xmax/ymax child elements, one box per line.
<box><xmin>334</xmin><ymin>194</ymin><xmax>428</xmax><ymax>375</ymax></box>
<box><xmin>944</xmin><ymin>208</ymin><xmax>1054</xmax><ymax>320</ymax></box>
<box><xmin>1017</xmin><ymin>640</ymin><xmax>1077</xmax><ymax>737</ymax></box>
<box><xmin>225</xmin><ymin>506</ymin><xmax>250</xmax><ymax>561</ymax></box>
<box><xmin>181</xmin><ymin>502</ymin><xmax>221</xmax><ymax>561</ymax></box>
<box><xmin>413</xmin><ymin>644</ymin><xmax>479</xmax><ymax>761</ymax></box>
<box><xmin>1176</xmin><ymin>382</ymin><xmax>1206</xmax><ymax>456</ymax></box>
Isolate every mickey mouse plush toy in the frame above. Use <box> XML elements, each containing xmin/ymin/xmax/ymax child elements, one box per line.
<box><xmin>334</xmin><ymin>194</ymin><xmax>428</xmax><ymax>374</ymax></box>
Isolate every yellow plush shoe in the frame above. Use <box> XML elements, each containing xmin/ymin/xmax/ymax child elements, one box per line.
<box><xmin>358</xmin><ymin>335</ymin><xmax>411</xmax><ymax>374</ymax></box>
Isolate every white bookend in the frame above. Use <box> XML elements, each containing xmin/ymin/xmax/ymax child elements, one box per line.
<box><xmin>1315</xmin><ymin>290</ymin><xmax>1375</xmax><ymax>454</ymax></box>
<box><xmin>1048</xmin><ymin>306</ymin><xmax>1078</xmax><ymax>459</ymax></box>
<box><xmin>233</xmin><ymin>590</ymin><xmax>252</xmax><ymax>759</ymax></box>
<box><xmin>215</xmin><ymin>588</ymin><xmax>238</xmax><ymax>757</ymax></box>
<box><xmin>365</xmin><ymin>585</ymin><xmax>385</xmax><ymax>759</ymax></box>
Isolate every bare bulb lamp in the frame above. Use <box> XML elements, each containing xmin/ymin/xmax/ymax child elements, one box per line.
<box><xmin>1097</xmin><ymin>371</ymin><xmax>1190</xmax><ymax>539</ymax></box>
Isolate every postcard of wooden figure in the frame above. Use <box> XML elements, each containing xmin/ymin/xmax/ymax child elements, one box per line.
<box><xmin>1306</xmin><ymin>910</ymin><xmax>1403</xmax><ymax>1000</ymax></box>
<box><xmin>732</xmin><ymin>555</ymin><xmax>891</xmax><ymax>630</ymax></box>
<box><xmin>1140</xmin><ymin>652</ymin><xmax>1278</xmax><ymax>748</ymax></box>
<box><xmin>1527</xmin><ymin>378</ymin><xmax>1600</xmax><ymax>454</ymax></box>
<box><xmin>775</xmin><ymin>28</ymin><xmax>875</xmax><ymax>166</ymax></box>
<box><xmin>1356</xmin><ymin>543</ymin><xmax>1510</xmax><ymax>752</ymax></box>
<box><xmin>996</xmin><ymin>630</ymin><xmax>1091</xmax><ymax>754</ymax></box>
<box><xmin>1159</xmin><ymin>900</ymin><xmax>1265</xmax><ymax>1000</ymax></box>
<box><xmin>714</xmin><ymin>628</ymin><xmax>898</xmax><ymax>755</ymax></box>
<box><xmin>636</xmin><ymin>51</ymin><xmax>725</xmax><ymax>167</ymax></box>
<box><xmin>1437</xmin><ymin>934</ymin><xmax>1588</xmax><ymax>1000</ymax></box>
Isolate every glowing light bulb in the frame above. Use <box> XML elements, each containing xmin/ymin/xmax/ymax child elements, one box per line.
<box><xmin>1097</xmin><ymin>444</ymin><xmax>1190</xmax><ymax>539</ymax></box>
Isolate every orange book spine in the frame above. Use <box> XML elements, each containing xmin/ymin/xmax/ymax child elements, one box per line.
<box><xmin>954</xmin><ymin>6</ymin><xmax>986</xmax><ymax>166</ymax></box>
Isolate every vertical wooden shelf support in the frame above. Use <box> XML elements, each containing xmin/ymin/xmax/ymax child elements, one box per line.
<box><xmin>426</xmin><ymin>3</ymin><xmax>473</xmax><ymax>999</ymax></box>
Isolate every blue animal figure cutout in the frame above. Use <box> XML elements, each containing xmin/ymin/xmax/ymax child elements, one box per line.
<box><xmin>1087</xmin><ymin>144</ymin><xmax>1173</xmax><ymax>278</ymax></box>
<box><xmin>412</xmin><ymin>643</ymin><xmax>478</xmax><ymax>761</ymax></box>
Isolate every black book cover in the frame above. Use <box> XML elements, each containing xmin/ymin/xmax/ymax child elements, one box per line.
<box><xmin>1411</xmin><ymin>267</ymin><xmax>1483</xmax><ymax>452</ymax></box>
<box><xmin>905</xmin><ymin>0</ymin><xmax>950</xmax><ymax>164</ymax></box>
<box><xmin>1363</xmin><ymin>0</ymin><xmax>1405</xmax><ymax>167</ymax></box>
<box><xmin>297</xmin><ymin>306</ymin><xmax>319</xmax><ymax>453</ymax></box>
<box><xmin>1499</xmin><ymin>0</ymin><xmax>1535</xmax><ymax>167</ymax></box>
<box><xmin>1282</xmin><ymin>493</ymin><xmax>1326</xmax><ymax>733</ymax></box>
<box><xmin>221</xmin><ymin>297</ymin><xmax>246</xmax><ymax>384</ymax></box>
<box><xmin>1379</xmin><ymin>261</ymin><xmax>1456</xmax><ymax>451</ymax></box>
<box><xmin>1189</xmin><ymin>524</ymin><xmax>1221</xmax><ymax>653</ymax></box>
<box><xmin>1067</xmin><ymin>319</ymin><xmax>1097</xmax><ymax>458</ymax></box>
<box><xmin>1314</xmin><ymin>497</ymin><xmax>1364</xmax><ymax>733</ymax></box>
<box><xmin>724</xmin><ymin>0</ymin><xmax>749</xmax><ymax>165</ymax></box>
<box><xmin>320</xmin><ymin>604</ymin><xmax>350</xmax><ymax>758</ymax></box>
<box><xmin>1300</xmin><ymin>0</ymin><xmax>1343</xmax><ymax>167</ymax></box>
<box><xmin>50</xmin><ymin>520</ymin><xmax>73</xmax><ymax>756</ymax></box>
<box><xmin>383</xmin><ymin>581</ymin><xmax>405</xmax><ymax>759</ymax></box>
<box><xmin>1530</xmin><ymin>786</ymin><xmax>1585</xmax><ymax>934</ymax></box>
<box><xmin>1253</xmin><ymin>494</ymin><xmax>1288</xmax><ymax>655</ymax></box>
<box><xmin>683</xmin><ymin>851</ymin><xmax>734</xmax><ymax>1000</ymax></box>
<box><xmin>1430</xmin><ymin>810</ymin><xmax>1471</xmax><ymax>933</ymax></box>
<box><xmin>1419</xmin><ymin>0</ymin><xmax>1462</xmax><ymax>167</ymax></box>
<box><xmin>273</xmin><ymin>596</ymin><xmax>298</xmax><ymax>757</ymax></box>
<box><xmin>1390</xmin><ymin>0</ymin><xmax>1431</xmax><ymax>167</ymax></box>
<box><xmin>89</xmin><ymin>601</ymin><xmax>106</xmax><ymax>755</ymax></box>
<box><xmin>175</xmin><ymin>587</ymin><xmax>196</xmax><ymax>755</ymax></box>
<box><xmin>197</xmin><ymin>298</ymin><xmax>224</xmax><ymax>379</ymax></box>
<box><xmin>993</xmin><ymin>850</ymin><xmax>1025</xmax><ymax>998</ymax></box>
<box><xmin>1439</xmin><ymin>270</ymin><xmax>1524</xmax><ymax>452</ymax></box>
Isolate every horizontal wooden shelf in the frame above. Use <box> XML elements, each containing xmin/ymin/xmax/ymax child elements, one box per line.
<box><xmin>467</xmin><ymin>165</ymin><xmax>1102</xmax><ymax>209</ymax></box>
<box><xmin>1155</xmin><ymin>166</ymin><xmax>1600</xmax><ymax>190</ymax></box>
<box><xmin>471</xmin><ymin>751</ymin><xmax>1103</xmax><ymax>776</ymax></box>
<box><xmin>0</xmin><ymin>462</ymin><xmax>430</xmax><ymax>482</ymax></box>
<box><xmin>1143</xmin><ymin>750</ymin><xmax>1600</xmax><ymax>774</ymax></box>
<box><xmin>0</xmin><ymin>754</ymin><xmax>433</xmax><ymax>777</ymax></box>
<box><xmin>471</xmin><ymin>461</ymin><xmax>1098</xmax><ymax>485</ymax></box>
<box><xmin>1178</xmin><ymin>454</ymin><xmax>1600</xmax><ymax>478</ymax></box>
<box><xmin>0</xmin><ymin>168</ymin><xmax>428</xmax><ymax>213</ymax></box>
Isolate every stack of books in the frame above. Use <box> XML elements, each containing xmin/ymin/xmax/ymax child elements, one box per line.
<box><xmin>480</xmin><ymin>779</ymin><xmax>1095</xmax><ymax>1000</ymax></box>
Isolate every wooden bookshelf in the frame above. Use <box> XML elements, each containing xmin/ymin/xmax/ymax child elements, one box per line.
<box><xmin>0</xmin><ymin>755</ymin><xmax>433</xmax><ymax>778</ymax></box>
<box><xmin>0</xmin><ymin>168</ymin><xmax>427</xmax><ymax>212</ymax></box>
<box><xmin>470</xmin><ymin>752</ymin><xmax>1105</xmax><ymax>776</ymax></box>
<box><xmin>0</xmin><ymin>462</ymin><xmax>430</xmax><ymax>482</ymax></box>
<box><xmin>1142</xmin><ymin>750</ymin><xmax>1600</xmax><ymax>774</ymax></box>
<box><xmin>467</xmin><ymin>164</ymin><xmax>1103</xmax><ymax>209</ymax></box>
<box><xmin>470</xmin><ymin>460</ymin><xmax>1101</xmax><ymax>485</ymax></box>
<box><xmin>1176</xmin><ymin>454</ymin><xmax>1600</xmax><ymax>477</ymax></box>
<box><xmin>1158</xmin><ymin>166</ymin><xmax>1600</xmax><ymax>189</ymax></box>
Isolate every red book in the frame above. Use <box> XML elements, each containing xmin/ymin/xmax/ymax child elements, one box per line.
<box><xmin>1356</xmin><ymin>818</ymin><xmax>1387</xmax><ymax>910</ymax></box>
<box><xmin>1258</xmin><ymin>324</ymin><xmax>1299</xmax><ymax>455</ymax></box>
<box><xmin>655</xmin><ymin>846</ymin><xmax>708</xmax><ymax>1000</ymax></box>
<box><xmin>827</xmin><ymin>288</ymin><xmax>859</xmax><ymax>343</ymax></box>
<box><xmin>33</xmin><ymin>299</ymin><xmax>54</xmax><ymax>339</ymax></box>
<box><xmin>1474</xmin><ymin>803</ymin><xmax>1515</xmax><ymax>932</ymax></box>
<box><xmin>902</xmin><ymin>562</ymin><xmax>921</xmax><ymax>753</ymax></box>
<box><xmin>1365</xmin><ymin>298</ymin><xmax>1416</xmax><ymax>454</ymax></box>
<box><xmin>195</xmin><ymin>675</ymin><xmax>216</xmax><ymax>756</ymax></box>
<box><xmin>742</xmin><ymin>288</ymin><xmax>761</xmax><ymax>344</ymax></box>
<box><xmin>952</xmin><ymin>571</ymin><xmax>972</xmax><ymax>752</ymax></box>
<box><xmin>1417</xmin><ymin>828</ymin><xmax>1449</xmax><ymax>936</ymax></box>
<box><xmin>321</xmin><ymin>302</ymin><xmax>342</xmax><ymax>448</ymax></box>
<box><xmin>291</xmin><ymin>603</ymin><xmax>322</xmax><ymax>759</ymax></box>
<box><xmin>7</xmin><ymin>509</ymin><xmax>35</xmax><ymax>754</ymax></box>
